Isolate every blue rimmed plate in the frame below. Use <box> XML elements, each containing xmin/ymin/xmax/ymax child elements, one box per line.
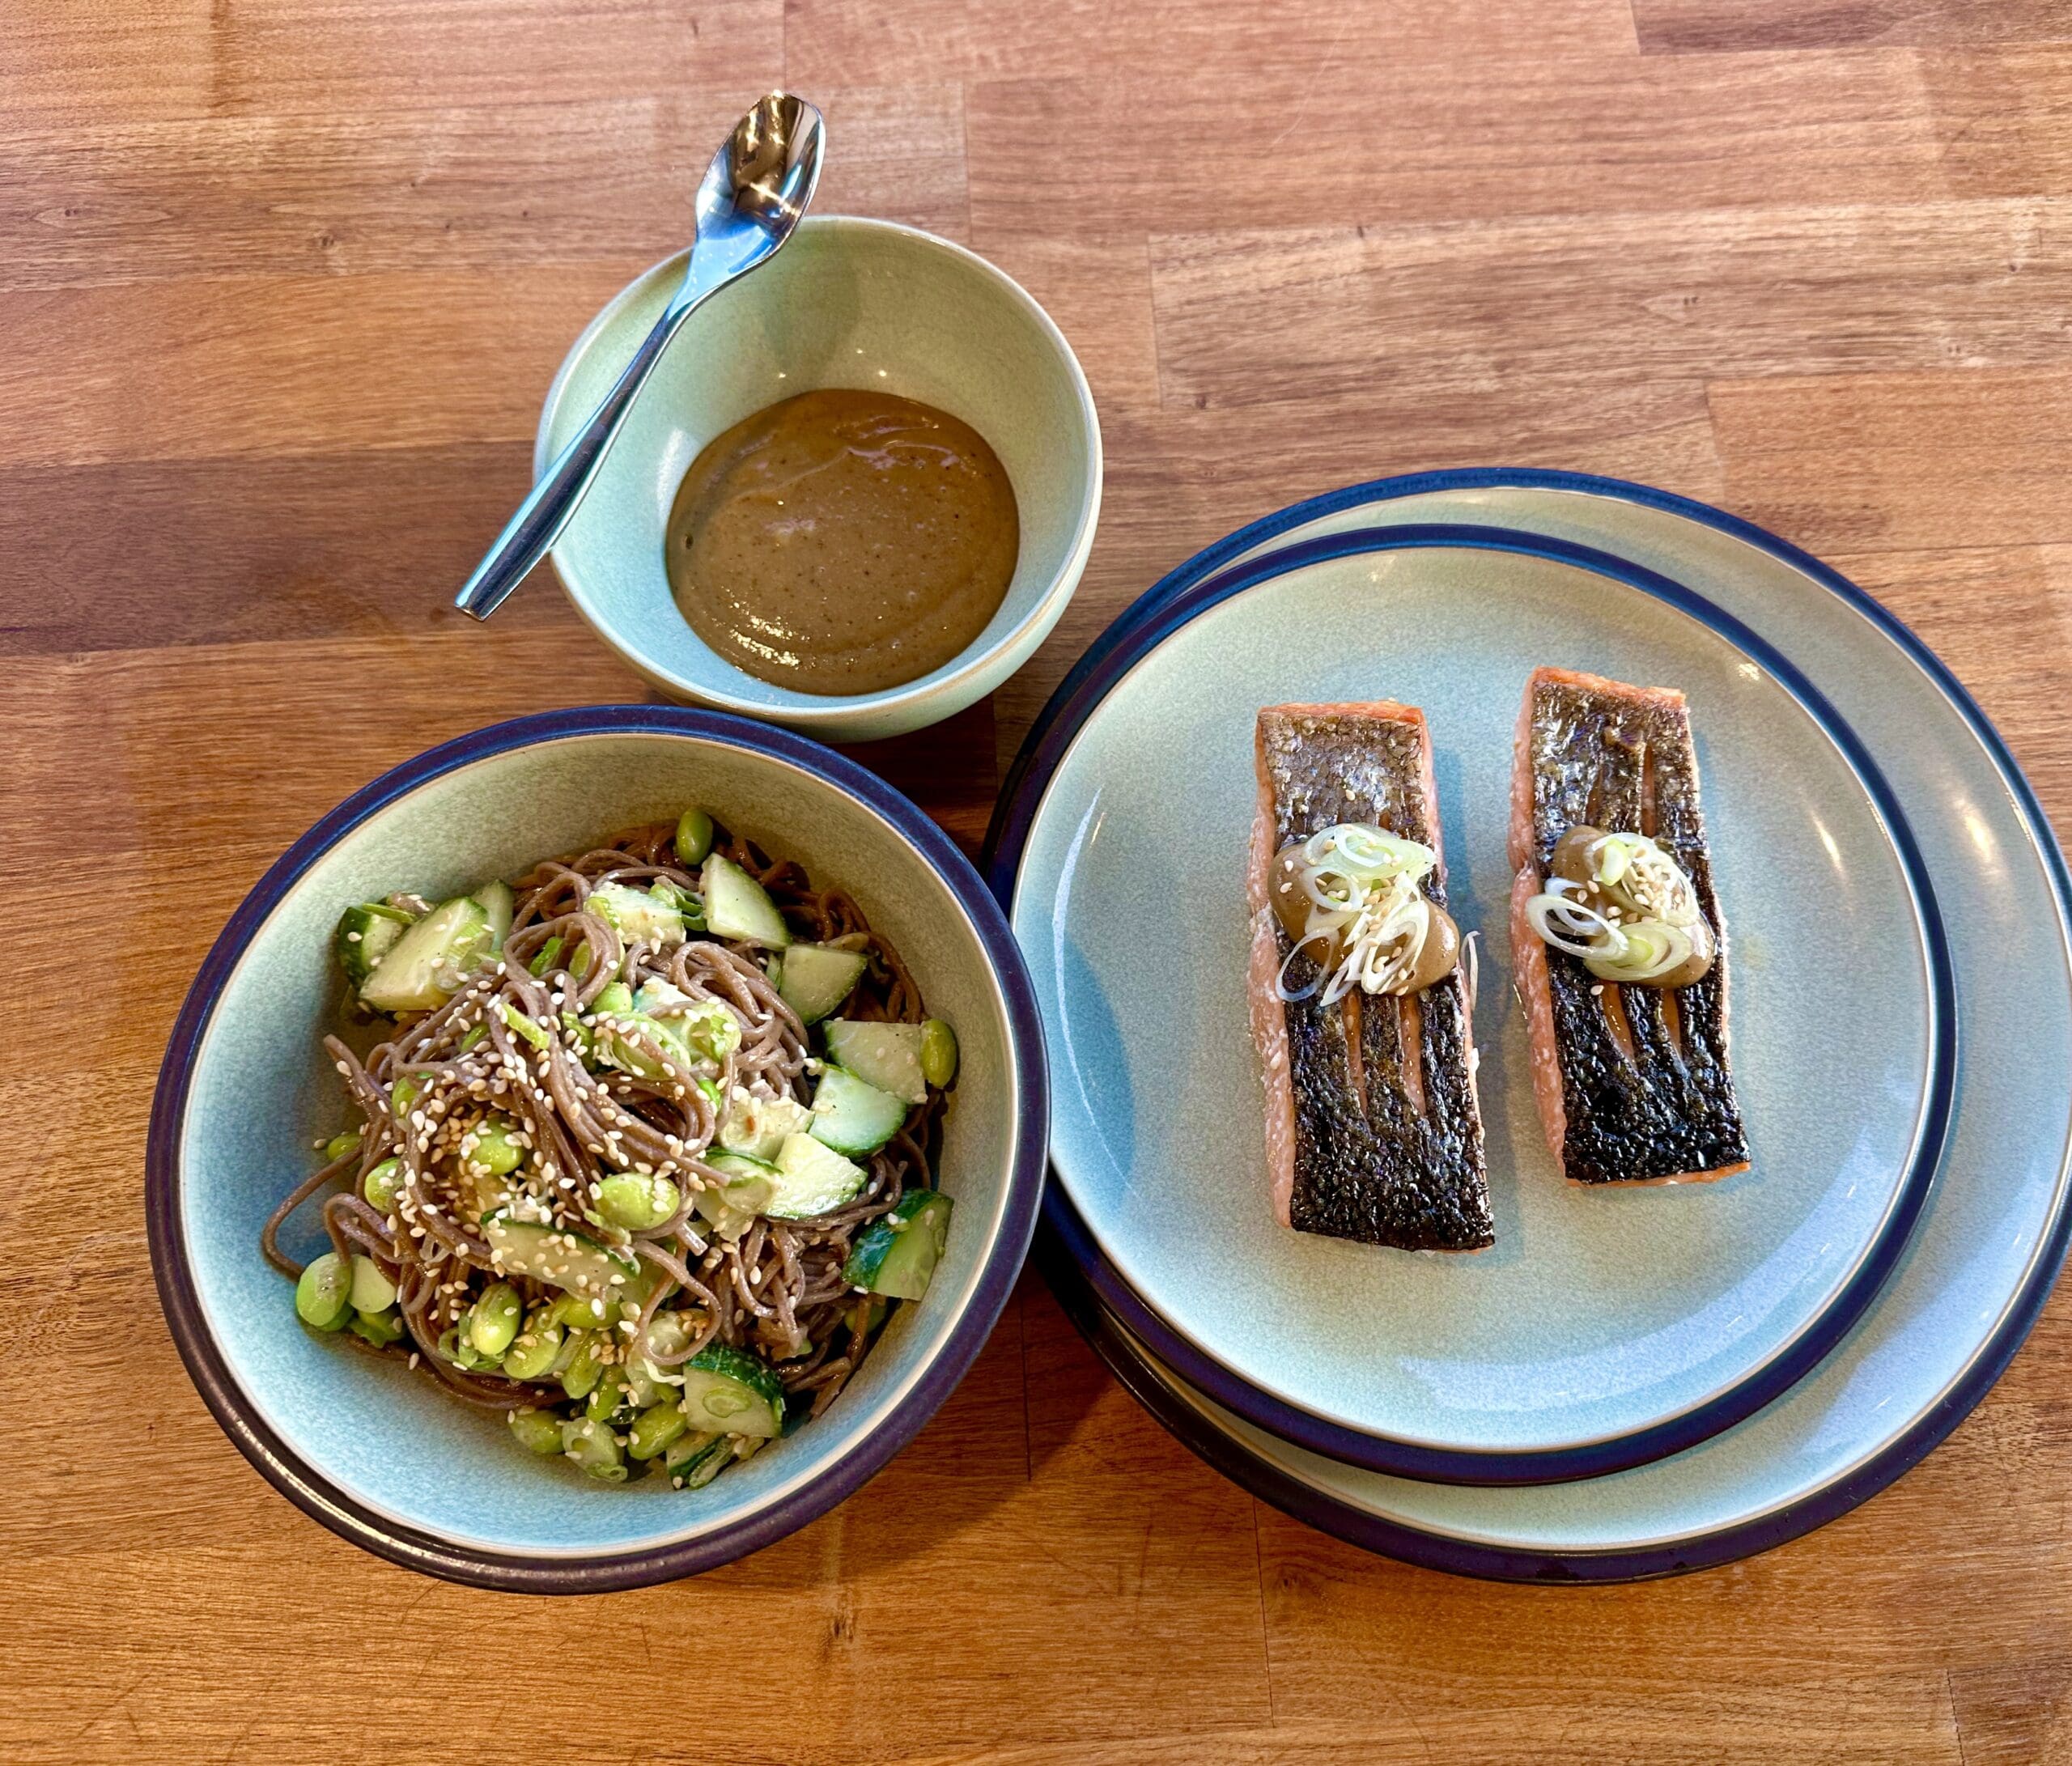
<box><xmin>995</xmin><ymin>470</ymin><xmax>2072</xmax><ymax>1576</ymax></box>
<box><xmin>991</xmin><ymin>525</ymin><xmax>1951</xmax><ymax>1484</ymax></box>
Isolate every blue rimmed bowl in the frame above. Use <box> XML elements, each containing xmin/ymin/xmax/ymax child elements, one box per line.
<box><xmin>537</xmin><ymin>216</ymin><xmax>1102</xmax><ymax>744</ymax></box>
<box><xmin>147</xmin><ymin>707</ymin><xmax>1047</xmax><ymax>1591</ymax></box>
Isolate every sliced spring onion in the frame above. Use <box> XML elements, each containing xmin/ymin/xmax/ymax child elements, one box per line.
<box><xmin>1582</xmin><ymin>917</ymin><xmax>1696</xmax><ymax>984</ymax></box>
<box><xmin>496</xmin><ymin>1000</ymin><xmax>553</xmax><ymax>1052</ymax></box>
<box><xmin>1583</xmin><ymin>832</ymin><xmax>1700</xmax><ymax>927</ymax></box>
<box><xmin>1272</xmin><ymin>828</ymin><xmax>1455</xmax><ymax>1004</ymax></box>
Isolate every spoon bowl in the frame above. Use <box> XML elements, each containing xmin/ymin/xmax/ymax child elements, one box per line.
<box><xmin>453</xmin><ymin>94</ymin><xmax>826</xmax><ymax>622</ymax></box>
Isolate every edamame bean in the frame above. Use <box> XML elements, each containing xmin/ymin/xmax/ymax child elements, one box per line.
<box><xmin>595</xmin><ymin>981</ymin><xmax>635</xmax><ymax>1017</ymax></box>
<box><xmin>501</xmin><ymin>1316</ymin><xmax>564</xmax><ymax>1381</ymax></box>
<box><xmin>674</xmin><ymin>808</ymin><xmax>715</xmax><ymax>865</ymax></box>
<box><xmin>920</xmin><ymin>1018</ymin><xmax>958</xmax><ymax>1089</ymax></box>
<box><xmin>507</xmin><ymin>1407</ymin><xmax>564</xmax><ymax>1456</ymax></box>
<box><xmin>350</xmin><ymin>1307</ymin><xmax>405</xmax><ymax>1347</ymax></box>
<box><xmin>295</xmin><ymin>1252</ymin><xmax>354</xmax><ymax>1331</ymax></box>
<box><xmin>323</xmin><ymin>1128</ymin><xmax>362</xmax><ymax>1164</ymax></box>
<box><xmin>586</xmin><ymin>1367</ymin><xmax>634</xmax><ymax>1424</ymax></box>
<box><xmin>596</xmin><ymin>1172</ymin><xmax>682</xmax><ymax>1232</ymax></box>
<box><xmin>467</xmin><ymin>1281</ymin><xmax>523</xmax><ymax>1358</ymax></box>
<box><xmin>560</xmin><ymin>1332</ymin><xmax>606</xmax><ymax>1400</ymax></box>
<box><xmin>348</xmin><ymin>1254</ymin><xmax>397</xmax><ymax>1314</ymax></box>
<box><xmin>390</xmin><ymin>1075</ymin><xmax>423</xmax><ymax>1121</ymax></box>
<box><xmin>465</xmin><ymin>1118</ymin><xmax>526</xmax><ymax>1178</ymax></box>
<box><xmin>561</xmin><ymin>1416</ymin><xmax>628</xmax><ymax>1483</ymax></box>
<box><xmin>628</xmin><ymin>1400</ymin><xmax>689</xmax><ymax>1461</ymax></box>
<box><xmin>548</xmin><ymin>1293</ymin><xmax>610</xmax><ymax>1332</ymax></box>
<box><xmin>362</xmin><ymin>1157</ymin><xmax>403</xmax><ymax>1212</ymax></box>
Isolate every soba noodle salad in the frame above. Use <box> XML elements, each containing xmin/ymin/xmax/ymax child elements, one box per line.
<box><xmin>265</xmin><ymin>807</ymin><xmax>957</xmax><ymax>1489</ymax></box>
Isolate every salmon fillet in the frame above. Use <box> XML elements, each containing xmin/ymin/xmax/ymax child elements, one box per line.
<box><xmin>1509</xmin><ymin>668</ymin><xmax>1749</xmax><ymax>1186</ymax></box>
<box><xmin>1249</xmin><ymin>703</ymin><xmax>1492</xmax><ymax>1250</ymax></box>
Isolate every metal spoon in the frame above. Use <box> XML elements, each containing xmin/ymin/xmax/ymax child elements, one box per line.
<box><xmin>454</xmin><ymin>93</ymin><xmax>825</xmax><ymax>621</ymax></box>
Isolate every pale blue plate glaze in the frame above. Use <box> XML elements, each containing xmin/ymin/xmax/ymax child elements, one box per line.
<box><xmin>1024</xmin><ymin>471</ymin><xmax>2072</xmax><ymax>1576</ymax></box>
<box><xmin>1008</xmin><ymin>528</ymin><xmax>1943</xmax><ymax>1467</ymax></box>
<box><xmin>149</xmin><ymin>709</ymin><xmax>1047</xmax><ymax>1590</ymax></box>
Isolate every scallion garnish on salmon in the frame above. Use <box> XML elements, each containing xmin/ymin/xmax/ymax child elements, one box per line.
<box><xmin>1508</xmin><ymin>668</ymin><xmax>1750</xmax><ymax>1186</ymax></box>
<box><xmin>1246</xmin><ymin>703</ymin><xmax>1492</xmax><ymax>1250</ymax></box>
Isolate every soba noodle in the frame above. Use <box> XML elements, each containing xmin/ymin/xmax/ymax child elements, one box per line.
<box><xmin>262</xmin><ymin>818</ymin><xmax>948</xmax><ymax>1485</ymax></box>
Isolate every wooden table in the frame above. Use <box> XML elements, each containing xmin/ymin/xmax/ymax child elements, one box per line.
<box><xmin>8</xmin><ymin>2</ymin><xmax>2072</xmax><ymax>1760</ymax></box>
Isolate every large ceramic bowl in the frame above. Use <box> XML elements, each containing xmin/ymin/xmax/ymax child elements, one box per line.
<box><xmin>147</xmin><ymin>707</ymin><xmax>1047</xmax><ymax>1591</ymax></box>
<box><xmin>537</xmin><ymin>216</ymin><xmax>1102</xmax><ymax>742</ymax></box>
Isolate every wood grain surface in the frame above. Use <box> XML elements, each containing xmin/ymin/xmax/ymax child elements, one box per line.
<box><xmin>3</xmin><ymin>2</ymin><xmax>2071</xmax><ymax>1760</ymax></box>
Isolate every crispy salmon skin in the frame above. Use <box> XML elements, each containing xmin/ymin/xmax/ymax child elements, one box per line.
<box><xmin>1509</xmin><ymin>668</ymin><xmax>1749</xmax><ymax>1186</ymax></box>
<box><xmin>1249</xmin><ymin>703</ymin><xmax>1492</xmax><ymax>1250</ymax></box>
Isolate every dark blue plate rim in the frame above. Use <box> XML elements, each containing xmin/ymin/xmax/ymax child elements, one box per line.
<box><xmin>146</xmin><ymin>704</ymin><xmax>1051</xmax><ymax>1594</ymax></box>
<box><xmin>986</xmin><ymin>519</ymin><xmax>1955</xmax><ymax>1486</ymax></box>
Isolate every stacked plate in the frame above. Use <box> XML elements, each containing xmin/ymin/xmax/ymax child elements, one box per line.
<box><xmin>985</xmin><ymin>470</ymin><xmax>2072</xmax><ymax>1581</ymax></box>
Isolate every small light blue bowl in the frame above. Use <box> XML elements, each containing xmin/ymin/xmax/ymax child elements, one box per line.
<box><xmin>537</xmin><ymin>216</ymin><xmax>1103</xmax><ymax>743</ymax></box>
<box><xmin>147</xmin><ymin>707</ymin><xmax>1048</xmax><ymax>1591</ymax></box>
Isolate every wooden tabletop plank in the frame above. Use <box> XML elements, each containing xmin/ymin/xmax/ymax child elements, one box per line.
<box><xmin>6</xmin><ymin>0</ymin><xmax>2072</xmax><ymax>1759</ymax></box>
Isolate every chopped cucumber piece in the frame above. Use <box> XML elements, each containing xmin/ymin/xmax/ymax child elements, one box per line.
<box><xmin>358</xmin><ymin>895</ymin><xmax>494</xmax><ymax>1013</ymax></box>
<box><xmin>920</xmin><ymin>1018</ymin><xmax>958</xmax><ymax>1089</ymax></box>
<box><xmin>664</xmin><ymin>1429</ymin><xmax>730</xmax><ymax>1488</ymax></box>
<box><xmin>776</xmin><ymin>942</ymin><xmax>868</xmax><ymax>1025</ymax></box>
<box><xmin>809</xmin><ymin>1065</ymin><xmax>908</xmax><ymax>1158</ymax></box>
<box><xmin>696</xmin><ymin>1153</ymin><xmax>779</xmax><ymax>1239</ymax></box>
<box><xmin>674</xmin><ymin>808</ymin><xmax>715</xmax><ymax>865</ymax></box>
<box><xmin>822</xmin><ymin>1020</ymin><xmax>928</xmax><ymax>1106</ymax></box>
<box><xmin>702</xmin><ymin>852</ymin><xmax>790</xmax><ymax>949</ymax></box>
<box><xmin>482</xmin><ymin>1211</ymin><xmax>641</xmax><ymax>1301</ymax></box>
<box><xmin>842</xmin><ymin>1190</ymin><xmax>954</xmax><ymax>1300</ymax></box>
<box><xmin>333</xmin><ymin>902</ymin><xmax>413</xmax><ymax>989</ymax></box>
<box><xmin>768</xmin><ymin>1132</ymin><xmax>867</xmax><ymax>1219</ymax></box>
<box><xmin>717</xmin><ymin>1086</ymin><xmax>813</xmax><ymax>1161</ymax></box>
<box><xmin>677</xmin><ymin>1345</ymin><xmax>784</xmax><ymax>1439</ymax></box>
<box><xmin>473</xmin><ymin>879</ymin><xmax>514</xmax><ymax>956</ymax></box>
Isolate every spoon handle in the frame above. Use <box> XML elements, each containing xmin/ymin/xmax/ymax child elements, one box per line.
<box><xmin>452</xmin><ymin>304</ymin><xmax>685</xmax><ymax>621</ymax></box>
